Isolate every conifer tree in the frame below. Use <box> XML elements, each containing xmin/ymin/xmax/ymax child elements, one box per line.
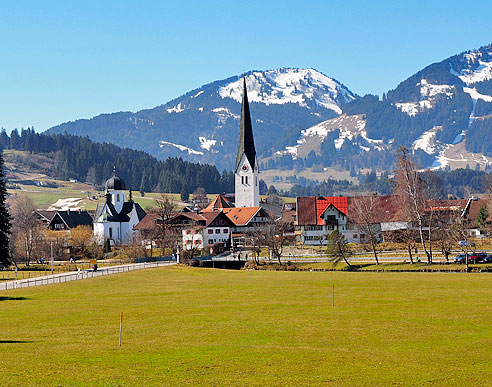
<box><xmin>0</xmin><ymin>152</ymin><xmax>11</xmax><ymax>267</ymax></box>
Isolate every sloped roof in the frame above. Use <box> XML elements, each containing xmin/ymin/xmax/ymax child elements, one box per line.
<box><xmin>223</xmin><ymin>207</ymin><xmax>261</xmax><ymax>226</ymax></box>
<box><xmin>467</xmin><ymin>198</ymin><xmax>492</xmax><ymax>223</ymax></box>
<box><xmin>297</xmin><ymin>195</ymin><xmax>402</xmax><ymax>225</ymax></box>
<box><xmin>200</xmin><ymin>211</ymin><xmax>235</xmax><ymax>227</ymax></box>
<box><xmin>133</xmin><ymin>213</ymin><xmax>159</xmax><ymax>231</ymax></box>
<box><xmin>347</xmin><ymin>195</ymin><xmax>401</xmax><ymax>223</ymax></box>
<box><xmin>202</xmin><ymin>195</ymin><xmax>232</xmax><ymax>212</ymax></box>
<box><xmin>94</xmin><ymin>200</ymin><xmax>146</xmax><ymax>223</ymax></box>
<box><xmin>51</xmin><ymin>210</ymin><xmax>93</xmax><ymax>229</ymax></box>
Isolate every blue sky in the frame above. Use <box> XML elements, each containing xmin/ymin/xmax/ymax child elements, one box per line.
<box><xmin>1</xmin><ymin>0</ymin><xmax>491</xmax><ymax>132</ymax></box>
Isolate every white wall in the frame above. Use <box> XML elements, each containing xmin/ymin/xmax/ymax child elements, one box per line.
<box><xmin>235</xmin><ymin>154</ymin><xmax>259</xmax><ymax>208</ymax></box>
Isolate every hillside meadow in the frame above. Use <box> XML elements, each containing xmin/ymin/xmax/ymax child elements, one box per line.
<box><xmin>1</xmin><ymin>266</ymin><xmax>492</xmax><ymax>386</ymax></box>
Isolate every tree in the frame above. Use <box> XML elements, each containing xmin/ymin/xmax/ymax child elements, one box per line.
<box><xmin>0</xmin><ymin>152</ymin><xmax>11</xmax><ymax>268</ymax></box>
<box><xmin>265</xmin><ymin>218</ymin><xmax>292</xmax><ymax>264</ymax></box>
<box><xmin>326</xmin><ymin>230</ymin><xmax>351</xmax><ymax>267</ymax></box>
<box><xmin>476</xmin><ymin>204</ymin><xmax>489</xmax><ymax>229</ymax></box>
<box><xmin>259</xmin><ymin>179</ymin><xmax>268</xmax><ymax>195</ymax></box>
<box><xmin>11</xmin><ymin>196</ymin><xmax>39</xmax><ymax>266</ymax></box>
<box><xmin>153</xmin><ymin>195</ymin><xmax>180</xmax><ymax>253</ymax></box>
<box><xmin>69</xmin><ymin>225</ymin><xmax>94</xmax><ymax>259</ymax></box>
<box><xmin>448</xmin><ymin>213</ymin><xmax>472</xmax><ymax>271</ymax></box>
<box><xmin>394</xmin><ymin>147</ymin><xmax>432</xmax><ymax>264</ymax></box>
<box><xmin>180</xmin><ymin>186</ymin><xmax>190</xmax><ymax>202</ymax></box>
<box><xmin>350</xmin><ymin>195</ymin><xmax>381</xmax><ymax>265</ymax></box>
<box><xmin>246</xmin><ymin>229</ymin><xmax>268</xmax><ymax>264</ymax></box>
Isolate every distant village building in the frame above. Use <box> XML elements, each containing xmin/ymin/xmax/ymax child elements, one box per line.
<box><xmin>93</xmin><ymin>171</ymin><xmax>146</xmax><ymax>245</ymax></box>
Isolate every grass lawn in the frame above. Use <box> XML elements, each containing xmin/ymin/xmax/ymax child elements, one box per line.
<box><xmin>1</xmin><ymin>266</ymin><xmax>492</xmax><ymax>386</ymax></box>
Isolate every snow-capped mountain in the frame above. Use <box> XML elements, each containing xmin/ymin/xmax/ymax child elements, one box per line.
<box><xmin>47</xmin><ymin>44</ymin><xmax>492</xmax><ymax>174</ymax></box>
<box><xmin>47</xmin><ymin>68</ymin><xmax>357</xmax><ymax>170</ymax></box>
<box><xmin>270</xmin><ymin>43</ymin><xmax>492</xmax><ymax>172</ymax></box>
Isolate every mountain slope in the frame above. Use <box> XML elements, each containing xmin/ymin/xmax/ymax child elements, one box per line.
<box><xmin>47</xmin><ymin>68</ymin><xmax>357</xmax><ymax>170</ymax></box>
<box><xmin>272</xmin><ymin>43</ymin><xmax>492</xmax><ymax>172</ymax></box>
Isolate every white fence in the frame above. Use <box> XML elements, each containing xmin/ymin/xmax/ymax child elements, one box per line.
<box><xmin>0</xmin><ymin>261</ymin><xmax>175</xmax><ymax>291</ymax></box>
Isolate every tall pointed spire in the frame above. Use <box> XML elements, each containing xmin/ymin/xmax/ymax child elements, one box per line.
<box><xmin>236</xmin><ymin>77</ymin><xmax>256</xmax><ymax>171</ymax></box>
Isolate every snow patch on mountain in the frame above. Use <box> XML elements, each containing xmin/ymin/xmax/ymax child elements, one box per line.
<box><xmin>192</xmin><ymin>91</ymin><xmax>204</xmax><ymax>98</ymax></box>
<box><xmin>159</xmin><ymin>140</ymin><xmax>204</xmax><ymax>155</ymax></box>
<box><xmin>218</xmin><ymin>68</ymin><xmax>356</xmax><ymax>114</ymax></box>
<box><xmin>412</xmin><ymin>126</ymin><xmax>440</xmax><ymax>154</ymax></box>
<box><xmin>198</xmin><ymin>137</ymin><xmax>216</xmax><ymax>151</ymax></box>
<box><xmin>395</xmin><ymin>79</ymin><xmax>454</xmax><ymax>116</ymax></box>
<box><xmin>463</xmin><ymin>87</ymin><xmax>492</xmax><ymax>102</ymax></box>
<box><xmin>275</xmin><ymin>114</ymin><xmax>383</xmax><ymax>159</ymax></box>
<box><xmin>166</xmin><ymin>103</ymin><xmax>185</xmax><ymax>114</ymax></box>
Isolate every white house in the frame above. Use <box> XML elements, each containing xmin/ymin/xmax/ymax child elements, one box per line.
<box><xmin>180</xmin><ymin>211</ymin><xmax>234</xmax><ymax>250</ymax></box>
<box><xmin>296</xmin><ymin>195</ymin><xmax>401</xmax><ymax>245</ymax></box>
<box><xmin>93</xmin><ymin>172</ymin><xmax>146</xmax><ymax>245</ymax></box>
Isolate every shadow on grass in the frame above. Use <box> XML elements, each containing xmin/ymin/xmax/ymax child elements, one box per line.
<box><xmin>0</xmin><ymin>340</ymin><xmax>33</xmax><ymax>344</ymax></box>
<box><xmin>0</xmin><ymin>296</ymin><xmax>30</xmax><ymax>301</ymax></box>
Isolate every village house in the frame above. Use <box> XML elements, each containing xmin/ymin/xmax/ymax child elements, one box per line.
<box><xmin>296</xmin><ymin>195</ymin><xmax>402</xmax><ymax>245</ymax></box>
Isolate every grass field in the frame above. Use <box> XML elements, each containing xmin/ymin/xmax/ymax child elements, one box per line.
<box><xmin>1</xmin><ymin>266</ymin><xmax>492</xmax><ymax>386</ymax></box>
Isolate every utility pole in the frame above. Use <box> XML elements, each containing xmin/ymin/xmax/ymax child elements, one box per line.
<box><xmin>50</xmin><ymin>240</ymin><xmax>54</xmax><ymax>275</ymax></box>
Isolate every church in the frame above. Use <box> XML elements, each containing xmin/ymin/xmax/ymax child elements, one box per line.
<box><xmin>93</xmin><ymin>171</ymin><xmax>146</xmax><ymax>245</ymax></box>
<box><xmin>235</xmin><ymin>77</ymin><xmax>260</xmax><ymax>208</ymax></box>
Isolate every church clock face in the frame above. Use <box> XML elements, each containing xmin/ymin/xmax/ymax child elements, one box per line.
<box><xmin>242</xmin><ymin>165</ymin><xmax>248</xmax><ymax>172</ymax></box>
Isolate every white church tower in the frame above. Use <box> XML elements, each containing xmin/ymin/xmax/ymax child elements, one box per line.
<box><xmin>106</xmin><ymin>168</ymin><xmax>126</xmax><ymax>213</ymax></box>
<box><xmin>235</xmin><ymin>78</ymin><xmax>259</xmax><ymax>208</ymax></box>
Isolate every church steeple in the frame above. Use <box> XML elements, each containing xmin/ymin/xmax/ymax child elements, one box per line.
<box><xmin>236</xmin><ymin>77</ymin><xmax>256</xmax><ymax>171</ymax></box>
<box><xmin>234</xmin><ymin>76</ymin><xmax>259</xmax><ymax>208</ymax></box>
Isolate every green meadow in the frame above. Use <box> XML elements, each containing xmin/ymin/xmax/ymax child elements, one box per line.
<box><xmin>1</xmin><ymin>266</ymin><xmax>492</xmax><ymax>386</ymax></box>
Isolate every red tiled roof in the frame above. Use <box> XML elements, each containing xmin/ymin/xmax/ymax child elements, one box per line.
<box><xmin>202</xmin><ymin>194</ymin><xmax>232</xmax><ymax>212</ymax></box>
<box><xmin>297</xmin><ymin>195</ymin><xmax>402</xmax><ymax>225</ymax></box>
<box><xmin>223</xmin><ymin>207</ymin><xmax>261</xmax><ymax>226</ymax></box>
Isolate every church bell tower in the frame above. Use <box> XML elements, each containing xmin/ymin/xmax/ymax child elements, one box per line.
<box><xmin>235</xmin><ymin>77</ymin><xmax>259</xmax><ymax>208</ymax></box>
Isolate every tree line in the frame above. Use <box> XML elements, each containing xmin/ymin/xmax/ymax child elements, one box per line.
<box><xmin>1</xmin><ymin>128</ymin><xmax>234</xmax><ymax>194</ymax></box>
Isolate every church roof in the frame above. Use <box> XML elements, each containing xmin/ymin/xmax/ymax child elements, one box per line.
<box><xmin>105</xmin><ymin>171</ymin><xmax>126</xmax><ymax>191</ymax></box>
<box><xmin>236</xmin><ymin>78</ymin><xmax>256</xmax><ymax>171</ymax></box>
<box><xmin>94</xmin><ymin>198</ymin><xmax>146</xmax><ymax>223</ymax></box>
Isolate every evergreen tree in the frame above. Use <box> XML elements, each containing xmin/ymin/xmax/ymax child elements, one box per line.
<box><xmin>476</xmin><ymin>204</ymin><xmax>489</xmax><ymax>229</ymax></box>
<box><xmin>0</xmin><ymin>153</ymin><xmax>11</xmax><ymax>267</ymax></box>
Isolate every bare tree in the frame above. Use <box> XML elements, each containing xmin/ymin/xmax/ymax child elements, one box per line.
<box><xmin>448</xmin><ymin>212</ymin><xmax>472</xmax><ymax>271</ymax></box>
<box><xmin>386</xmin><ymin>227</ymin><xmax>416</xmax><ymax>264</ymax></box>
<box><xmin>153</xmin><ymin>195</ymin><xmax>180</xmax><ymax>254</ymax></box>
<box><xmin>11</xmin><ymin>196</ymin><xmax>42</xmax><ymax>266</ymax></box>
<box><xmin>395</xmin><ymin>147</ymin><xmax>432</xmax><ymax>263</ymax></box>
<box><xmin>265</xmin><ymin>219</ymin><xmax>292</xmax><ymax>264</ymax></box>
<box><xmin>69</xmin><ymin>225</ymin><xmax>93</xmax><ymax>259</ymax></box>
<box><xmin>246</xmin><ymin>230</ymin><xmax>267</xmax><ymax>264</ymax></box>
<box><xmin>350</xmin><ymin>195</ymin><xmax>381</xmax><ymax>265</ymax></box>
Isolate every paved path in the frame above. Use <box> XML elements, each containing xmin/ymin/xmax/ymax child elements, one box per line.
<box><xmin>0</xmin><ymin>261</ymin><xmax>176</xmax><ymax>291</ymax></box>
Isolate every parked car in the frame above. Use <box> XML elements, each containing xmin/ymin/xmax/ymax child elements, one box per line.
<box><xmin>469</xmin><ymin>252</ymin><xmax>487</xmax><ymax>263</ymax></box>
<box><xmin>454</xmin><ymin>254</ymin><xmax>468</xmax><ymax>263</ymax></box>
<box><xmin>484</xmin><ymin>255</ymin><xmax>492</xmax><ymax>263</ymax></box>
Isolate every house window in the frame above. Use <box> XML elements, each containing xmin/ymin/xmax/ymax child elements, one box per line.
<box><xmin>117</xmin><ymin>194</ymin><xmax>120</xmax><ymax>202</ymax></box>
<box><xmin>241</xmin><ymin>176</ymin><xmax>244</xmax><ymax>184</ymax></box>
<box><xmin>353</xmin><ymin>234</ymin><xmax>358</xmax><ymax>239</ymax></box>
<box><xmin>245</xmin><ymin>176</ymin><xmax>248</xmax><ymax>185</ymax></box>
<box><xmin>215</xmin><ymin>229</ymin><xmax>220</xmax><ymax>234</ymax></box>
<box><xmin>109</xmin><ymin>227</ymin><xmax>113</xmax><ymax>239</ymax></box>
<box><xmin>208</xmin><ymin>239</ymin><xmax>213</xmax><ymax>244</ymax></box>
<box><xmin>223</xmin><ymin>229</ymin><xmax>228</xmax><ymax>233</ymax></box>
<box><xmin>208</xmin><ymin>229</ymin><xmax>213</xmax><ymax>234</ymax></box>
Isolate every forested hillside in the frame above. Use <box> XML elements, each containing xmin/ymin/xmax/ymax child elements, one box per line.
<box><xmin>1</xmin><ymin>128</ymin><xmax>233</xmax><ymax>194</ymax></box>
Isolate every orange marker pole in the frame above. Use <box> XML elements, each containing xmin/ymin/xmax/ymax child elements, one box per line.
<box><xmin>119</xmin><ymin>312</ymin><xmax>123</xmax><ymax>346</ymax></box>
